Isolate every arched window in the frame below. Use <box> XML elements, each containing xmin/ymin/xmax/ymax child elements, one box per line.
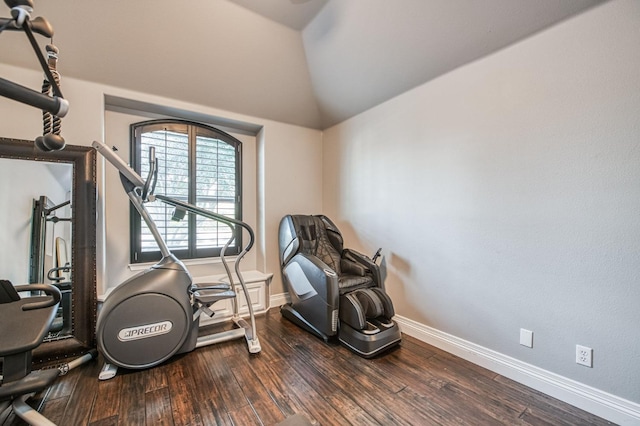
<box><xmin>130</xmin><ymin>119</ymin><xmax>242</xmax><ymax>263</ymax></box>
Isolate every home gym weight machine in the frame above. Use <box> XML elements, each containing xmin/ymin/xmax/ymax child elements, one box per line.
<box><xmin>1</xmin><ymin>2</ymin><xmax>96</xmax><ymax>424</ymax></box>
<box><xmin>93</xmin><ymin>140</ymin><xmax>261</xmax><ymax>380</ymax></box>
<box><xmin>0</xmin><ymin>0</ymin><xmax>67</xmax><ymax>151</ymax></box>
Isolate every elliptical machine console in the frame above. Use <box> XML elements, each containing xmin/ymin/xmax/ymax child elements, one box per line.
<box><xmin>93</xmin><ymin>140</ymin><xmax>260</xmax><ymax>380</ymax></box>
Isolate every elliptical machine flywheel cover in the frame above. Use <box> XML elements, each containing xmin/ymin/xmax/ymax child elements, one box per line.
<box><xmin>98</xmin><ymin>292</ymin><xmax>190</xmax><ymax>369</ymax></box>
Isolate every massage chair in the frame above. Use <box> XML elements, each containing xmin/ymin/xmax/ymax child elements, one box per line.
<box><xmin>278</xmin><ymin>215</ymin><xmax>401</xmax><ymax>357</ymax></box>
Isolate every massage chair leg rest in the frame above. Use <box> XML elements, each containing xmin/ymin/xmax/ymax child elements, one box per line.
<box><xmin>338</xmin><ymin>320</ymin><xmax>401</xmax><ymax>358</ymax></box>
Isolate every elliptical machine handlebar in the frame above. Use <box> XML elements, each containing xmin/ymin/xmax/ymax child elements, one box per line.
<box><xmin>93</xmin><ymin>140</ymin><xmax>159</xmax><ymax>202</ymax></box>
<box><xmin>92</xmin><ymin>140</ymin><xmax>145</xmax><ymax>188</ymax></box>
<box><xmin>141</xmin><ymin>146</ymin><xmax>158</xmax><ymax>201</ymax></box>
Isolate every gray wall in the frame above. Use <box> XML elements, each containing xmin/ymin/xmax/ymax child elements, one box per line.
<box><xmin>323</xmin><ymin>1</ymin><xmax>640</xmax><ymax>404</ymax></box>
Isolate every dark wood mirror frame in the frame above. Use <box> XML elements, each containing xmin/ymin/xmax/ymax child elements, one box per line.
<box><xmin>0</xmin><ymin>138</ymin><xmax>96</xmax><ymax>366</ymax></box>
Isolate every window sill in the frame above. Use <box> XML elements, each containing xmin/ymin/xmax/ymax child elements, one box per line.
<box><xmin>128</xmin><ymin>255</ymin><xmax>238</xmax><ymax>272</ymax></box>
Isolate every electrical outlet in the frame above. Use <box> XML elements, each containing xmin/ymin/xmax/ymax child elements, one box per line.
<box><xmin>520</xmin><ymin>329</ymin><xmax>533</xmax><ymax>348</ymax></box>
<box><xmin>576</xmin><ymin>345</ymin><xmax>593</xmax><ymax>367</ymax></box>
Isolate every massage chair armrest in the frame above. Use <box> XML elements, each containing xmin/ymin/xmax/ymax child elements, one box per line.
<box><xmin>340</xmin><ymin>258</ymin><xmax>367</xmax><ymax>276</ymax></box>
<box><xmin>342</xmin><ymin>249</ymin><xmax>383</xmax><ymax>287</ymax></box>
<box><xmin>284</xmin><ymin>253</ymin><xmax>340</xmax><ymax>308</ymax></box>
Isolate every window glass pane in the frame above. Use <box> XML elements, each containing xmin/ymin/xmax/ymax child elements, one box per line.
<box><xmin>140</xmin><ymin>129</ymin><xmax>189</xmax><ymax>252</ymax></box>
<box><xmin>195</xmin><ymin>135</ymin><xmax>236</xmax><ymax>249</ymax></box>
<box><xmin>131</xmin><ymin>120</ymin><xmax>242</xmax><ymax>262</ymax></box>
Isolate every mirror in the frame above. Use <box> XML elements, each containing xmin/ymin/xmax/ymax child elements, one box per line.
<box><xmin>2</xmin><ymin>160</ymin><xmax>73</xmax><ymax>338</ymax></box>
<box><xmin>0</xmin><ymin>138</ymin><xmax>96</xmax><ymax>366</ymax></box>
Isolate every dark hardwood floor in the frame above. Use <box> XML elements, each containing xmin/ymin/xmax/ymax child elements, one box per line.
<box><xmin>2</xmin><ymin>308</ymin><xmax>613</xmax><ymax>425</ymax></box>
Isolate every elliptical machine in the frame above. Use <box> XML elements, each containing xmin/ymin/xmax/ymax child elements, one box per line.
<box><xmin>93</xmin><ymin>140</ymin><xmax>261</xmax><ymax>380</ymax></box>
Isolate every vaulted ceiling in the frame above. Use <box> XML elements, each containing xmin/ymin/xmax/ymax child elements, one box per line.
<box><xmin>0</xmin><ymin>0</ymin><xmax>605</xmax><ymax>129</ymax></box>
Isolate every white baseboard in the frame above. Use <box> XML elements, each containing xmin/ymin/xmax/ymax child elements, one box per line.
<box><xmin>394</xmin><ymin>315</ymin><xmax>640</xmax><ymax>426</ymax></box>
<box><xmin>269</xmin><ymin>292</ymin><xmax>290</xmax><ymax>309</ymax></box>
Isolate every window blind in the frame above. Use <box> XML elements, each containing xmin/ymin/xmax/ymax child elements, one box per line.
<box><xmin>131</xmin><ymin>120</ymin><xmax>242</xmax><ymax>262</ymax></box>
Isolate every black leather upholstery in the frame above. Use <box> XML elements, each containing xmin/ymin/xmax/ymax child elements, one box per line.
<box><xmin>282</xmin><ymin>215</ymin><xmax>379</xmax><ymax>293</ymax></box>
<box><xmin>279</xmin><ymin>215</ymin><xmax>401</xmax><ymax>356</ymax></box>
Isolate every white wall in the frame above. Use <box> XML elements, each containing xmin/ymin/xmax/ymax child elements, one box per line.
<box><xmin>0</xmin><ymin>62</ymin><xmax>323</xmax><ymax>298</ymax></box>
<box><xmin>323</xmin><ymin>0</ymin><xmax>640</xmax><ymax>407</ymax></box>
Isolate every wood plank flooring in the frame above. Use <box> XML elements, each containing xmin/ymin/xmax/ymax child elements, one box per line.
<box><xmin>1</xmin><ymin>308</ymin><xmax>614</xmax><ymax>425</ymax></box>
